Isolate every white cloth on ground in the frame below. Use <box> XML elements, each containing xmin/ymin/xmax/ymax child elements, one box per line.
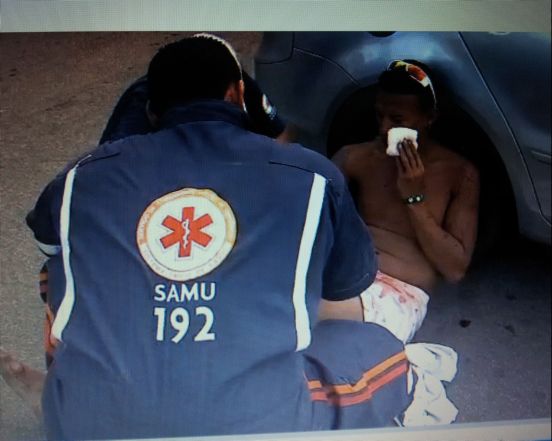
<box><xmin>359</xmin><ymin>272</ymin><xmax>458</xmax><ymax>425</ymax></box>
<box><xmin>400</xmin><ymin>343</ymin><xmax>459</xmax><ymax>426</ymax></box>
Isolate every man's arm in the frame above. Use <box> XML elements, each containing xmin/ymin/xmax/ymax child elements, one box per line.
<box><xmin>26</xmin><ymin>175</ymin><xmax>66</xmax><ymax>256</ymax></box>
<box><xmin>397</xmin><ymin>141</ymin><xmax>479</xmax><ymax>282</ymax></box>
<box><xmin>99</xmin><ymin>76</ymin><xmax>152</xmax><ymax>144</ymax></box>
<box><xmin>331</xmin><ymin>145</ymin><xmax>355</xmax><ymax>180</ymax></box>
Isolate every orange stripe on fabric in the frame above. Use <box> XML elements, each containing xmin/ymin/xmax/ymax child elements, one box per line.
<box><xmin>310</xmin><ymin>391</ymin><xmax>328</xmax><ymax>401</ymax></box>
<box><xmin>307</xmin><ymin>351</ymin><xmax>406</xmax><ymax>394</ymax></box>
<box><xmin>336</xmin><ymin>363</ymin><xmax>408</xmax><ymax>406</ymax></box>
<box><xmin>311</xmin><ymin>362</ymin><xmax>408</xmax><ymax>407</ymax></box>
<box><xmin>308</xmin><ymin>380</ymin><xmax>323</xmax><ymax>389</ymax></box>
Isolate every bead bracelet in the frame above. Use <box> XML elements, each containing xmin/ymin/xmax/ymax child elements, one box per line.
<box><xmin>404</xmin><ymin>194</ymin><xmax>425</xmax><ymax>205</ymax></box>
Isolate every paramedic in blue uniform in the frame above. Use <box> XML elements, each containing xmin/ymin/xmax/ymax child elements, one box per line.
<box><xmin>33</xmin><ymin>45</ymin><xmax>292</xmax><ymax>371</ymax></box>
<box><xmin>99</xmin><ymin>68</ymin><xmax>292</xmax><ymax>145</ymax></box>
<box><xmin>1</xmin><ymin>37</ymin><xmax>295</xmax><ymax>419</ymax></box>
<box><xmin>38</xmin><ymin>48</ymin><xmax>291</xmax><ymax>369</ymax></box>
<box><xmin>26</xmin><ymin>34</ymin><xmax>411</xmax><ymax>440</ymax></box>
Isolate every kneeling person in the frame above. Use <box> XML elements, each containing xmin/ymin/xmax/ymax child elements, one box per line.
<box><xmin>22</xmin><ymin>35</ymin><xmax>412</xmax><ymax>439</ymax></box>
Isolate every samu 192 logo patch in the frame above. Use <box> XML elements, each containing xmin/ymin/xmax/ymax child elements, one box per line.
<box><xmin>137</xmin><ymin>188</ymin><xmax>237</xmax><ymax>281</ymax></box>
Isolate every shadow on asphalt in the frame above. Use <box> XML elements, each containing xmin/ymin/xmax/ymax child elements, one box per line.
<box><xmin>417</xmin><ymin>236</ymin><xmax>551</xmax><ymax>423</ymax></box>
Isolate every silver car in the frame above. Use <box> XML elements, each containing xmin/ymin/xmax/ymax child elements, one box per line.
<box><xmin>255</xmin><ymin>32</ymin><xmax>551</xmax><ymax>246</ymax></box>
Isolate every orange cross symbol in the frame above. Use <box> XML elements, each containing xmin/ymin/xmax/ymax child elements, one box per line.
<box><xmin>160</xmin><ymin>207</ymin><xmax>213</xmax><ymax>257</ymax></box>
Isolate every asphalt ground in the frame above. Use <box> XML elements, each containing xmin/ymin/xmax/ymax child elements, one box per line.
<box><xmin>0</xmin><ymin>32</ymin><xmax>550</xmax><ymax>440</ymax></box>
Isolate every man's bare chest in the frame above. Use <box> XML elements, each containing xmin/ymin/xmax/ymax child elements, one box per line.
<box><xmin>354</xmin><ymin>161</ymin><xmax>454</xmax><ymax>230</ymax></box>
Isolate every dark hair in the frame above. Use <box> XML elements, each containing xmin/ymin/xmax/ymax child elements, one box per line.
<box><xmin>377</xmin><ymin>59</ymin><xmax>436</xmax><ymax>113</ymax></box>
<box><xmin>147</xmin><ymin>34</ymin><xmax>242</xmax><ymax>116</ymax></box>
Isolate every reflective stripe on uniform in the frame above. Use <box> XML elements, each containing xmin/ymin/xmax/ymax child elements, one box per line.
<box><xmin>51</xmin><ymin>158</ymin><xmax>88</xmax><ymax>341</ymax></box>
<box><xmin>292</xmin><ymin>173</ymin><xmax>326</xmax><ymax>352</ymax></box>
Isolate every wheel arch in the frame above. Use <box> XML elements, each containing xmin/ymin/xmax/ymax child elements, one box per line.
<box><xmin>325</xmin><ymin>84</ymin><xmax>519</xmax><ymax>257</ymax></box>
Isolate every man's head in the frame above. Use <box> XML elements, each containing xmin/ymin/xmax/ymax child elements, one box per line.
<box><xmin>375</xmin><ymin>60</ymin><xmax>437</xmax><ymax>140</ymax></box>
<box><xmin>147</xmin><ymin>34</ymin><xmax>244</xmax><ymax>118</ymax></box>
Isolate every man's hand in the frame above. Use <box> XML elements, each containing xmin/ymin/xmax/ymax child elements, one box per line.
<box><xmin>395</xmin><ymin>140</ymin><xmax>480</xmax><ymax>283</ymax></box>
<box><xmin>396</xmin><ymin>140</ymin><xmax>425</xmax><ymax>199</ymax></box>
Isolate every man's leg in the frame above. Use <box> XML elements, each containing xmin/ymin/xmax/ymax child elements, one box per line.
<box><xmin>318</xmin><ymin>297</ymin><xmax>364</xmax><ymax>322</ymax></box>
<box><xmin>318</xmin><ymin>271</ymin><xmax>429</xmax><ymax>344</ymax></box>
<box><xmin>0</xmin><ymin>348</ymin><xmax>45</xmax><ymax>418</ymax></box>
<box><xmin>305</xmin><ymin>320</ymin><xmax>411</xmax><ymax>429</ymax></box>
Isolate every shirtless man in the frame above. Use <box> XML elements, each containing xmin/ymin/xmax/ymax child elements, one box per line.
<box><xmin>319</xmin><ymin>60</ymin><xmax>480</xmax><ymax>342</ymax></box>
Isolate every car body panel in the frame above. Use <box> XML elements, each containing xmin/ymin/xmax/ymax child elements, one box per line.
<box><xmin>255</xmin><ymin>32</ymin><xmax>551</xmax><ymax>244</ymax></box>
<box><xmin>461</xmin><ymin>32</ymin><xmax>551</xmax><ymax>223</ymax></box>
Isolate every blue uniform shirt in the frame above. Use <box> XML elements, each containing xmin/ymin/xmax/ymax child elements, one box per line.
<box><xmin>28</xmin><ymin>100</ymin><xmax>378</xmax><ymax>439</ymax></box>
<box><xmin>99</xmin><ymin>72</ymin><xmax>286</xmax><ymax>145</ymax></box>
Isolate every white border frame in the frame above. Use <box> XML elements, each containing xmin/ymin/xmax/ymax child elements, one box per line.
<box><xmin>0</xmin><ymin>0</ymin><xmax>550</xmax><ymax>33</ymax></box>
<box><xmin>2</xmin><ymin>1</ymin><xmax>550</xmax><ymax>441</ymax></box>
<box><xmin>119</xmin><ymin>418</ymin><xmax>552</xmax><ymax>440</ymax></box>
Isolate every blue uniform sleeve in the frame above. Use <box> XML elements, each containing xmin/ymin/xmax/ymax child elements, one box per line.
<box><xmin>99</xmin><ymin>75</ymin><xmax>152</xmax><ymax>144</ymax></box>
<box><xmin>99</xmin><ymin>72</ymin><xmax>285</xmax><ymax>145</ymax></box>
<box><xmin>243</xmin><ymin>71</ymin><xmax>286</xmax><ymax>138</ymax></box>
<box><xmin>322</xmin><ymin>185</ymin><xmax>377</xmax><ymax>301</ymax></box>
<box><xmin>26</xmin><ymin>174</ymin><xmax>65</xmax><ymax>256</ymax></box>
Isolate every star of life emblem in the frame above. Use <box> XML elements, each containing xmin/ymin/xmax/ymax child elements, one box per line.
<box><xmin>137</xmin><ymin>188</ymin><xmax>237</xmax><ymax>281</ymax></box>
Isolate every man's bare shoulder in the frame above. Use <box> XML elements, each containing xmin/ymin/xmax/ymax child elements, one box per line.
<box><xmin>332</xmin><ymin>140</ymin><xmax>385</xmax><ymax>173</ymax></box>
<box><xmin>341</xmin><ymin>140</ymin><xmax>383</xmax><ymax>157</ymax></box>
<box><xmin>428</xmin><ymin>143</ymin><xmax>477</xmax><ymax>172</ymax></box>
<box><xmin>426</xmin><ymin>142</ymin><xmax>479</xmax><ymax>193</ymax></box>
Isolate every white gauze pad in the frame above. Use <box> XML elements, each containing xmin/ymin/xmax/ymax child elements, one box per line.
<box><xmin>386</xmin><ymin>127</ymin><xmax>418</xmax><ymax>156</ymax></box>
